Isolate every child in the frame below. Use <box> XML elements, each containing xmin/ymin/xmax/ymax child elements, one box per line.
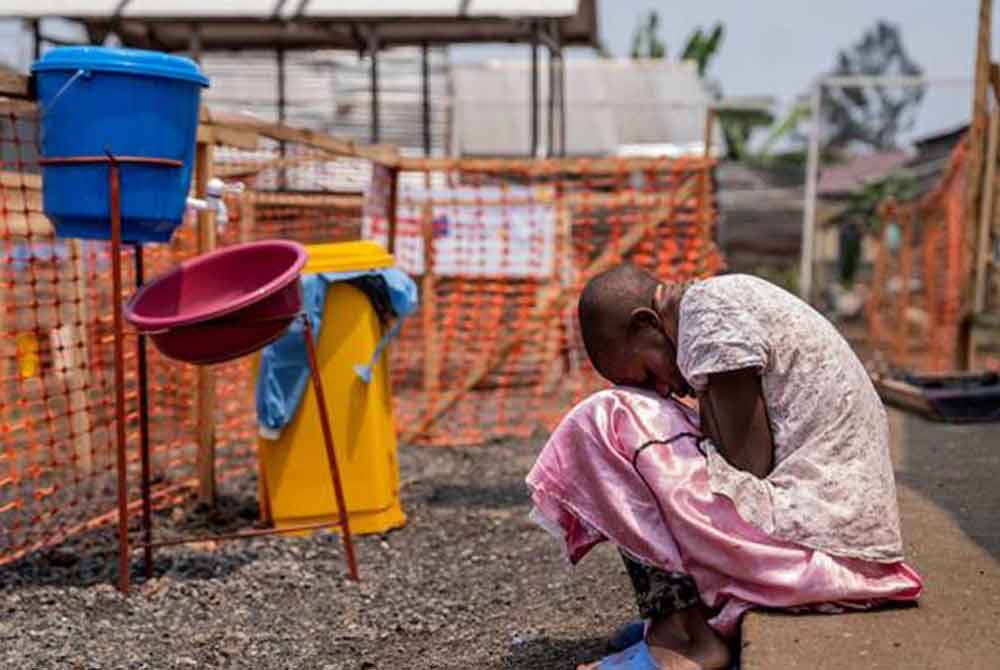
<box><xmin>526</xmin><ymin>265</ymin><xmax>922</xmax><ymax>670</ymax></box>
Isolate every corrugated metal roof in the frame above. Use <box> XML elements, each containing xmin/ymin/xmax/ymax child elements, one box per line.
<box><xmin>3</xmin><ymin>1</ymin><xmax>598</xmax><ymax>51</ymax></box>
<box><xmin>451</xmin><ymin>60</ymin><xmax>721</xmax><ymax>157</ymax></box>
<box><xmin>817</xmin><ymin>151</ymin><xmax>911</xmax><ymax>196</ymax></box>
<box><xmin>3</xmin><ymin>1</ymin><xmax>580</xmax><ymax>19</ymax></box>
<box><xmin>201</xmin><ymin>47</ymin><xmax>450</xmax><ymax>153</ymax></box>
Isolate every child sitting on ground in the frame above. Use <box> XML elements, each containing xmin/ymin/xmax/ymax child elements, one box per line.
<box><xmin>526</xmin><ymin>265</ymin><xmax>922</xmax><ymax>670</ymax></box>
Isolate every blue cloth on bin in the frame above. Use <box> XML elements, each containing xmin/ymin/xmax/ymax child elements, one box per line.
<box><xmin>255</xmin><ymin>267</ymin><xmax>418</xmax><ymax>440</ymax></box>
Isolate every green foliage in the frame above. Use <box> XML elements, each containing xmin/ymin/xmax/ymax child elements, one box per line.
<box><xmin>841</xmin><ymin>173</ymin><xmax>918</xmax><ymax>233</ymax></box>
<box><xmin>716</xmin><ymin>107</ymin><xmax>774</xmax><ymax>160</ymax></box>
<box><xmin>681</xmin><ymin>23</ymin><xmax>725</xmax><ymax>76</ymax></box>
<box><xmin>630</xmin><ymin>11</ymin><xmax>667</xmax><ymax>59</ymax></box>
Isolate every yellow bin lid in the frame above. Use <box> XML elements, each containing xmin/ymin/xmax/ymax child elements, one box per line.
<box><xmin>303</xmin><ymin>241</ymin><xmax>394</xmax><ymax>274</ymax></box>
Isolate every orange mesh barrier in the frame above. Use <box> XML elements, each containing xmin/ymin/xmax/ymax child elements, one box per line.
<box><xmin>365</xmin><ymin>157</ymin><xmax>722</xmax><ymax>445</ymax></box>
<box><xmin>865</xmin><ymin>135</ymin><xmax>981</xmax><ymax>373</ymax></box>
<box><xmin>1</xmin><ymin>101</ymin><xmax>721</xmax><ymax>564</ymax></box>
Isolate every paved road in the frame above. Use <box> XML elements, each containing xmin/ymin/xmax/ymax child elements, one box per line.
<box><xmin>741</xmin><ymin>409</ymin><xmax>1000</xmax><ymax>669</ymax></box>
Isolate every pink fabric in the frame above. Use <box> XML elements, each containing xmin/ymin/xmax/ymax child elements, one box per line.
<box><xmin>526</xmin><ymin>388</ymin><xmax>922</xmax><ymax>638</ymax></box>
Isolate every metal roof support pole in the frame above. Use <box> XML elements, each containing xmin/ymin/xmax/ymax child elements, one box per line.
<box><xmin>558</xmin><ymin>50</ymin><xmax>567</xmax><ymax>156</ymax></box>
<box><xmin>547</xmin><ymin>30</ymin><xmax>556</xmax><ymax>158</ymax></box>
<box><xmin>368</xmin><ymin>28</ymin><xmax>380</xmax><ymax>144</ymax></box>
<box><xmin>32</xmin><ymin>19</ymin><xmax>42</xmax><ymax>59</ymax></box>
<box><xmin>277</xmin><ymin>47</ymin><xmax>288</xmax><ymax>189</ymax></box>
<box><xmin>189</xmin><ymin>23</ymin><xmax>202</xmax><ymax>64</ymax></box>
<box><xmin>531</xmin><ymin>22</ymin><xmax>540</xmax><ymax>158</ymax></box>
<box><xmin>422</xmin><ymin>42</ymin><xmax>431</xmax><ymax>156</ymax></box>
<box><xmin>552</xmin><ymin>21</ymin><xmax>566</xmax><ymax>157</ymax></box>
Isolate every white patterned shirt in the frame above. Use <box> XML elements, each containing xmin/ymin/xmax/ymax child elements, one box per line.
<box><xmin>677</xmin><ymin>274</ymin><xmax>904</xmax><ymax>562</ymax></box>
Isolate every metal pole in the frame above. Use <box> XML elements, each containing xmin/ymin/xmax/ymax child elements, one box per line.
<box><xmin>109</xmin><ymin>159</ymin><xmax>130</xmax><ymax>595</ymax></box>
<box><xmin>558</xmin><ymin>49</ymin><xmax>567</xmax><ymax>157</ymax></box>
<box><xmin>530</xmin><ymin>24</ymin><xmax>539</xmax><ymax>157</ymax></box>
<box><xmin>135</xmin><ymin>245</ymin><xmax>153</xmax><ymax>580</ymax></box>
<box><xmin>277</xmin><ymin>48</ymin><xmax>287</xmax><ymax>189</ymax></box>
<box><xmin>301</xmin><ymin>315</ymin><xmax>359</xmax><ymax>581</ymax></box>
<box><xmin>32</xmin><ymin>20</ymin><xmax>42</xmax><ymax>60</ymax></box>
<box><xmin>800</xmin><ymin>82</ymin><xmax>822</xmax><ymax>302</ymax></box>
<box><xmin>421</xmin><ymin>42</ymin><xmax>431</xmax><ymax>156</ymax></box>
<box><xmin>369</xmin><ymin>30</ymin><xmax>380</xmax><ymax>144</ymax></box>
<box><xmin>547</xmin><ymin>41</ymin><xmax>556</xmax><ymax>158</ymax></box>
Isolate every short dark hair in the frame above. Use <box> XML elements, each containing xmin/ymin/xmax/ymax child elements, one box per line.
<box><xmin>578</xmin><ymin>263</ymin><xmax>659</xmax><ymax>374</ymax></box>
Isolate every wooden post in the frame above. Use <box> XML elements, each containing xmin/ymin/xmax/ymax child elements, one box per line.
<box><xmin>194</xmin><ymin>140</ymin><xmax>216</xmax><ymax>504</ymax></box>
<box><xmin>66</xmin><ymin>239</ymin><xmax>93</xmax><ymax>474</ymax></box>
<box><xmin>239</xmin><ymin>191</ymin><xmax>255</xmax><ymax>244</ymax></box>
<box><xmin>386</xmin><ymin>167</ymin><xmax>399</xmax><ymax>254</ymax></box>
<box><xmin>420</xmin><ymin>196</ymin><xmax>439</xmax><ymax>393</ymax></box>
<box><xmin>974</xmin><ymin>109</ymin><xmax>1000</xmax><ymax>314</ymax></box>
<box><xmin>958</xmin><ymin>0</ymin><xmax>993</xmax><ymax>369</ymax></box>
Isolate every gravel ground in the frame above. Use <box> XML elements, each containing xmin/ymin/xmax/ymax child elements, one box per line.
<box><xmin>1</xmin><ymin>438</ymin><xmax>638</xmax><ymax>669</ymax></box>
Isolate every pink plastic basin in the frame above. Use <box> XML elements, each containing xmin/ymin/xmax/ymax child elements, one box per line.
<box><xmin>125</xmin><ymin>240</ymin><xmax>307</xmax><ymax>365</ymax></box>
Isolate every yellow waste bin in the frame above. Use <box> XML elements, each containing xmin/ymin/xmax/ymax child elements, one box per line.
<box><xmin>257</xmin><ymin>241</ymin><xmax>405</xmax><ymax>535</ymax></box>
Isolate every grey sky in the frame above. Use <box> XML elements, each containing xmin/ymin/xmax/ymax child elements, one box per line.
<box><xmin>0</xmin><ymin>1</ymin><xmax>992</xmax><ymax>141</ymax></box>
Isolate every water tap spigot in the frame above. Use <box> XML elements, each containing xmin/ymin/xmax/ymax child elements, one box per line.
<box><xmin>187</xmin><ymin>179</ymin><xmax>245</xmax><ymax>231</ymax></box>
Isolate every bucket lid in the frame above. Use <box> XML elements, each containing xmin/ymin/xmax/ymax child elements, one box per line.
<box><xmin>304</xmin><ymin>241</ymin><xmax>394</xmax><ymax>274</ymax></box>
<box><xmin>32</xmin><ymin>46</ymin><xmax>209</xmax><ymax>87</ymax></box>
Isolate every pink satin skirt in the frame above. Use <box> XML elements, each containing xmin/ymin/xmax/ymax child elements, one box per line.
<box><xmin>526</xmin><ymin>388</ymin><xmax>922</xmax><ymax>637</ymax></box>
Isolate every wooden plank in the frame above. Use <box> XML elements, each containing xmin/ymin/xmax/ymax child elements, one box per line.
<box><xmin>208</xmin><ymin>124</ymin><xmax>259</xmax><ymax>151</ymax></box>
<box><xmin>245</xmin><ymin>191</ymin><xmax>363</xmax><ymax>210</ymax></box>
<box><xmin>396</xmin><ymin>155</ymin><xmax>715</xmax><ymax>176</ymax></box>
<box><xmin>0</xmin><ymin>98</ymin><xmax>38</xmax><ymax>116</ymax></box>
<box><xmin>206</xmin><ymin>113</ymin><xmax>400</xmax><ymax>166</ymax></box>
<box><xmin>0</xmin><ymin>68</ymin><xmax>30</xmax><ymax>99</ymax></box>
<box><xmin>194</xmin><ymin>140</ymin><xmax>217</xmax><ymax>505</ymax></box>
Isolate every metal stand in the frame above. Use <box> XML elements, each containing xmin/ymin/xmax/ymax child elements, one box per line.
<box><xmin>132</xmin><ymin>313</ymin><xmax>359</xmax><ymax>581</ymax></box>
<box><xmin>135</xmin><ymin>244</ymin><xmax>154</xmax><ymax>580</ymax></box>
<box><xmin>41</xmin><ymin>153</ymin><xmax>361</xmax><ymax>591</ymax></box>
<box><xmin>39</xmin><ymin>153</ymin><xmax>183</xmax><ymax>595</ymax></box>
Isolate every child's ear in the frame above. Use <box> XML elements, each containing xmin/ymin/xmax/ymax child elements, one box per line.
<box><xmin>628</xmin><ymin>306</ymin><xmax>662</xmax><ymax>333</ymax></box>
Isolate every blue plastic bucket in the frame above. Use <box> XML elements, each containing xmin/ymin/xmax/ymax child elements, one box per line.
<box><xmin>32</xmin><ymin>47</ymin><xmax>209</xmax><ymax>243</ymax></box>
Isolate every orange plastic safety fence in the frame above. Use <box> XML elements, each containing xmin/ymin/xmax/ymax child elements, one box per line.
<box><xmin>366</xmin><ymin>157</ymin><xmax>722</xmax><ymax>446</ymax></box>
<box><xmin>0</xmin><ymin>104</ymin><xmax>257</xmax><ymax>566</ymax></box>
<box><xmin>866</xmin><ymin>135</ymin><xmax>975</xmax><ymax>373</ymax></box>
<box><xmin>1</xmin><ymin>107</ymin><xmax>722</xmax><ymax>564</ymax></box>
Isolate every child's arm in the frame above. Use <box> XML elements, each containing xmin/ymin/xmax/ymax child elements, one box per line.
<box><xmin>698</xmin><ymin>368</ymin><xmax>774</xmax><ymax>478</ymax></box>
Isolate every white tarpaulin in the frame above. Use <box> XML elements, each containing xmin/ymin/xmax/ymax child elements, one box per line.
<box><xmin>363</xmin><ymin>165</ymin><xmax>557</xmax><ymax>278</ymax></box>
<box><xmin>1</xmin><ymin>1</ymin><xmax>580</xmax><ymax>19</ymax></box>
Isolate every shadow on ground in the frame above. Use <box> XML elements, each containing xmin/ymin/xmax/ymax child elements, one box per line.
<box><xmin>892</xmin><ymin>412</ymin><xmax>1000</xmax><ymax>560</ymax></box>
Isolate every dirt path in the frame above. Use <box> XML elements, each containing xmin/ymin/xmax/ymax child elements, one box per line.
<box><xmin>1</xmin><ymin>438</ymin><xmax>636</xmax><ymax>669</ymax></box>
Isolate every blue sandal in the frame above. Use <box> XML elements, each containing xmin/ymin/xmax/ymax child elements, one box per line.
<box><xmin>607</xmin><ymin>620</ymin><xmax>646</xmax><ymax>653</ymax></box>
<box><xmin>597</xmin><ymin>640</ymin><xmax>659</xmax><ymax>669</ymax></box>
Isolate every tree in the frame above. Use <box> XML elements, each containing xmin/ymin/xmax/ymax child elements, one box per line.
<box><xmin>823</xmin><ymin>21</ymin><xmax>924</xmax><ymax>150</ymax></box>
<box><xmin>630</xmin><ymin>11</ymin><xmax>666</xmax><ymax>59</ymax></box>
<box><xmin>681</xmin><ymin>23</ymin><xmax>724</xmax><ymax>77</ymax></box>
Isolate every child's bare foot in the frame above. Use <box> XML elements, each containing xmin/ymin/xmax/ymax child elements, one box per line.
<box><xmin>578</xmin><ymin>608</ymin><xmax>731</xmax><ymax>669</ymax></box>
<box><xmin>646</xmin><ymin>608</ymin><xmax>731</xmax><ymax>670</ymax></box>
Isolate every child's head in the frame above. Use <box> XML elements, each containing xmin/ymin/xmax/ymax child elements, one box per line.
<box><xmin>578</xmin><ymin>264</ymin><xmax>689</xmax><ymax>398</ymax></box>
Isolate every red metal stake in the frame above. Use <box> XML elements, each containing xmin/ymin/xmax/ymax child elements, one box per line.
<box><xmin>109</xmin><ymin>159</ymin><xmax>131</xmax><ymax>595</ymax></box>
<box><xmin>301</xmin><ymin>314</ymin><xmax>359</xmax><ymax>581</ymax></box>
